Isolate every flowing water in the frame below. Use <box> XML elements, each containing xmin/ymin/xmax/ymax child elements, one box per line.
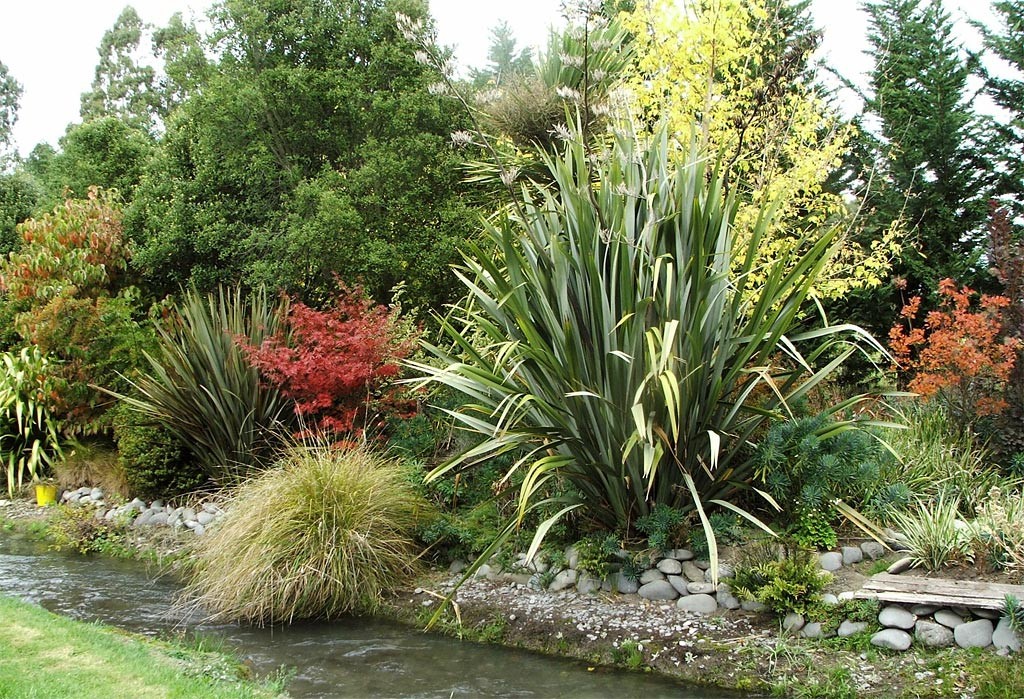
<box><xmin>0</xmin><ymin>535</ymin><xmax>742</xmax><ymax>698</ymax></box>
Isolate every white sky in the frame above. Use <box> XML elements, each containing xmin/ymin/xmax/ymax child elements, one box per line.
<box><xmin>0</xmin><ymin>0</ymin><xmax>1009</xmax><ymax>157</ymax></box>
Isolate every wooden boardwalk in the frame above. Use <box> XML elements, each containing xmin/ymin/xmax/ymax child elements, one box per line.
<box><xmin>854</xmin><ymin>573</ymin><xmax>1024</xmax><ymax>611</ymax></box>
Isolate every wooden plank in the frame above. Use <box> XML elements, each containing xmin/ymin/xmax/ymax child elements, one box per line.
<box><xmin>852</xmin><ymin>573</ymin><xmax>1024</xmax><ymax>611</ymax></box>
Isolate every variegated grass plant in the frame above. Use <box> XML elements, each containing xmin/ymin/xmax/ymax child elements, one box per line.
<box><xmin>0</xmin><ymin>347</ymin><xmax>62</xmax><ymax>496</ymax></box>
<box><xmin>409</xmin><ymin>121</ymin><xmax>882</xmax><ymax>581</ymax></box>
<box><xmin>111</xmin><ymin>285</ymin><xmax>292</xmax><ymax>482</ymax></box>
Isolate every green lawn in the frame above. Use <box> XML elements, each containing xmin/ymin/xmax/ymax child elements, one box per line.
<box><xmin>0</xmin><ymin>595</ymin><xmax>285</xmax><ymax>698</ymax></box>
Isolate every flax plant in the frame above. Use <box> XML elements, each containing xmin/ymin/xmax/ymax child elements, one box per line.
<box><xmin>410</xmin><ymin>120</ymin><xmax>882</xmax><ymax>574</ymax></box>
<box><xmin>111</xmin><ymin>285</ymin><xmax>291</xmax><ymax>482</ymax></box>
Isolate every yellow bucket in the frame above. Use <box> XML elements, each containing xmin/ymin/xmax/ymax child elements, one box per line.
<box><xmin>34</xmin><ymin>484</ymin><xmax>58</xmax><ymax>507</ymax></box>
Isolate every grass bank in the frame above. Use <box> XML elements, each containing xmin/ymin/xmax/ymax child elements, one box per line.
<box><xmin>0</xmin><ymin>595</ymin><xmax>285</xmax><ymax>699</ymax></box>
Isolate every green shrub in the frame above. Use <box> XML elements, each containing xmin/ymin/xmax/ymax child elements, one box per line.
<box><xmin>753</xmin><ymin>412</ymin><xmax>883</xmax><ymax>533</ymax></box>
<box><xmin>731</xmin><ymin>543</ymin><xmax>832</xmax><ymax>616</ymax></box>
<box><xmin>113</xmin><ymin>408</ymin><xmax>204</xmax><ymax>499</ymax></box>
<box><xmin>689</xmin><ymin>512</ymin><xmax>745</xmax><ymax>559</ymax></box>
<box><xmin>574</xmin><ymin>533</ymin><xmax>622</xmax><ymax>579</ymax></box>
<box><xmin>635</xmin><ymin>504</ymin><xmax>686</xmax><ymax>551</ymax></box>
<box><xmin>48</xmin><ymin>504</ymin><xmax>132</xmax><ymax>556</ymax></box>
<box><xmin>182</xmin><ymin>441</ymin><xmax>426</xmax><ymax>624</ymax></box>
<box><xmin>113</xmin><ymin>285</ymin><xmax>292</xmax><ymax>483</ymax></box>
<box><xmin>413</xmin><ymin>118</ymin><xmax>880</xmax><ymax>573</ymax></box>
<box><xmin>0</xmin><ymin>347</ymin><xmax>62</xmax><ymax>496</ymax></box>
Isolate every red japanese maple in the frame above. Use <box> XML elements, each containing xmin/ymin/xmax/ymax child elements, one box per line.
<box><xmin>239</xmin><ymin>286</ymin><xmax>417</xmax><ymax>436</ymax></box>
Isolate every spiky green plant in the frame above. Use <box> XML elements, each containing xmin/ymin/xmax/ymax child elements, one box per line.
<box><xmin>410</xmin><ymin>120</ymin><xmax>882</xmax><ymax>574</ymax></box>
<box><xmin>0</xmin><ymin>347</ymin><xmax>62</xmax><ymax>496</ymax></box>
<box><xmin>890</xmin><ymin>493</ymin><xmax>971</xmax><ymax>571</ymax></box>
<box><xmin>111</xmin><ymin>285</ymin><xmax>290</xmax><ymax>482</ymax></box>
<box><xmin>181</xmin><ymin>441</ymin><xmax>426</xmax><ymax>624</ymax></box>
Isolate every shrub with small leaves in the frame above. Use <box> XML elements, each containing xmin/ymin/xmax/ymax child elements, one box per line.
<box><xmin>574</xmin><ymin>533</ymin><xmax>621</xmax><ymax>579</ymax></box>
<box><xmin>731</xmin><ymin>543</ymin><xmax>832</xmax><ymax>616</ymax></box>
<box><xmin>48</xmin><ymin>504</ymin><xmax>132</xmax><ymax>557</ymax></box>
<box><xmin>113</xmin><ymin>407</ymin><xmax>205</xmax><ymax>499</ymax></box>
<box><xmin>789</xmin><ymin>509</ymin><xmax>838</xmax><ymax>551</ymax></box>
<box><xmin>635</xmin><ymin>504</ymin><xmax>685</xmax><ymax>551</ymax></box>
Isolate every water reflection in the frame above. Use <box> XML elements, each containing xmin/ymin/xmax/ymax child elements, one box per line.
<box><xmin>0</xmin><ymin>535</ymin><xmax>739</xmax><ymax>698</ymax></box>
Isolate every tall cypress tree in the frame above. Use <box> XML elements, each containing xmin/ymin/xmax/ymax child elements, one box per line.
<box><xmin>860</xmin><ymin>0</ymin><xmax>989</xmax><ymax>302</ymax></box>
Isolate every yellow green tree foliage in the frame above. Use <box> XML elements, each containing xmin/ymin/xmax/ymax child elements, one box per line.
<box><xmin>621</xmin><ymin>0</ymin><xmax>899</xmax><ymax>300</ymax></box>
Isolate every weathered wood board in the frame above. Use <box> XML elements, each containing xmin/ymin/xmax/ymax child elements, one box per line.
<box><xmin>853</xmin><ymin>573</ymin><xmax>1024</xmax><ymax>610</ymax></box>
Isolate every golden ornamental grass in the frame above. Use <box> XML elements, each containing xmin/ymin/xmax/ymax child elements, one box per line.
<box><xmin>182</xmin><ymin>442</ymin><xmax>426</xmax><ymax>625</ymax></box>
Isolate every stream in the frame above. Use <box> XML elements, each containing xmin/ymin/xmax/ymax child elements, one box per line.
<box><xmin>0</xmin><ymin>534</ymin><xmax>742</xmax><ymax>698</ymax></box>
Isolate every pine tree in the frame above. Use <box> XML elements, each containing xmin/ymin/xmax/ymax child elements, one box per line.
<box><xmin>0</xmin><ymin>60</ymin><xmax>21</xmax><ymax>158</ymax></box>
<box><xmin>470</xmin><ymin>21</ymin><xmax>533</xmax><ymax>88</ymax></box>
<box><xmin>860</xmin><ymin>0</ymin><xmax>989</xmax><ymax>302</ymax></box>
<box><xmin>977</xmin><ymin>1</ymin><xmax>1024</xmax><ymax>224</ymax></box>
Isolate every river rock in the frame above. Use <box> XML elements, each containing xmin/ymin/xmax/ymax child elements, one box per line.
<box><xmin>934</xmin><ymin>609</ymin><xmax>967</xmax><ymax>629</ymax></box>
<box><xmin>677</xmin><ymin>594</ymin><xmax>717</xmax><ymax>615</ymax></box>
<box><xmin>548</xmin><ymin>569</ymin><xmax>577</xmax><ymax>592</ymax></box>
<box><xmin>802</xmin><ymin>622</ymin><xmax>823</xmax><ymax>639</ymax></box>
<box><xmin>192</xmin><ymin>523</ymin><xmax>205</xmax><ymax>536</ymax></box>
<box><xmin>910</xmin><ymin>604</ymin><xmax>937</xmax><ymax>616</ymax></box>
<box><xmin>838</xmin><ymin>620</ymin><xmax>868</xmax><ymax>637</ymax></box>
<box><xmin>197</xmin><ymin>511</ymin><xmax>216</xmax><ymax>526</ymax></box>
<box><xmin>638</xmin><ymin>580</ymin><xmax>678</xmax><ymax>601</ymax></box>
<box><xmin>915</xmin><ymin>620</ymin><xmax>954</xmax><ymax>648</ymax></box>
<box><xmin>973</xmin><ymin>608</ymin><xmax>1000</xmax><ymax>620</ymax></box>
<box><xmin>879</xmin><ymin>605</ymin><xmax>916</xmax><ymax>630</ymax></box>
<box><xmin>667</xmin><ymin>575</ymin><xmax>690</xmax><ymax>596</ymax></box>
<box><xmin>716</xmin><ymin>583</ymin><xmax>740</xmax><ymax>610</ymax></box>
<box><xmin>860</xmin><ymin>541</ymin><xmax>886</xmax><ymax>560</ymax></box>
<box><xmin>681</xmin><ymin>561</ymin><xmax>705</xmax><ymax>582</ymax></box>
<box><xmin>133</xmin><ymin>511</ymin><xmax>154</xmax><ymax>527</ymax></box>
<box><xmin>954</xmin><ymin>619</ymin><xmax>994</xmax><ymax>649</ymax></box>
<box><xmin>887</xmin><ymin>557</ymin><xmax>914</xmax><ymax>575</ymax></box>
<box><xmin>448</xmin><ymin>559</ymin><xmax>467</xmax><ymax>575</ymax></box>
<box><xmin>128</xmin><ymin>498</ymin><xmax>146</xmax><ymax>512</ymax></box>
<box><xmin>90</xmin><ymin>488</ymin><xmax>103</xmax><ymax>500</ymax></box>
<box><xmin>872</xmin><ymin>629</ymin><xmax>912</xmax><ymax>651</ymax></box>
<box><xmin>819</xmin><ymin>552</ymin><xmax>843</xmax><ymax>571</ymax></box>
<box><xmin>782</xmin><ymin>613</ymin><xmax>805</xmax><ymax>633</ymax></box>
<box><xmin>741</xmin><ymin>599</ymin><xmax>767</xmax><ymax>612</ymax></box>
<box><xmin>821</xmin><ymin>593</ymin><xmax>839</xmax><ymax>606</ymax></box>
<box><xmin>993</xmin><ymin>617</ymin><xmax>1022</xmax><ymax>652</ymax></box>
<box><xmin>842</xmin><ymin>546</ymin><xmax>864</xmax><ymax>565</ymax></box>
<box><xmin>686</xmin><ymin>581</ymin><xmax>715</xmax><ymax>595</ymax></box>
<box><xmin>149</xmin><ymin>512</ymin><xmax>169</xmax><ymax>526</ymax></box>
<box><xmin>475</xmin><ymin>564</ymin><xmax>494</xmax><ymax>579</ymax></box>
<box><xmin>638</xmin><ymin>568</ymin><xmax>664</xmax><ymax>584</ymax></box>
<box><xmin>577</xmin><ymin>572</ymin><xmax>602</xmax><ymax>595</ymax></box>
<box><xmin>608</xmin><ymin>571</ymin><xmax>639</xmax><ymax>595</ymax></box>
<box><xmin>657</xmin><ymin>558</ymin><xmax>682</xmax><ymax>575</ymax></box>
<box><xmin>665</xmin><ymin>548</ymin><xmax>694</xmax><ymax>561</ymax></box>
<box><xmin>704</xmin><ymin>564</ymin><xmax>734</xmax><ymax>582</ymax></box>
<box><xmin>151</xmin><ymin>499</ymin><xmax>164</xmax><ymax>510</ymax></box>
<box><xmin>182</xmin><ymin>507</ymin><xmax>197</xmax><ymax>522</ymax></box>
<box><xmin>202</xmin><ymin>503</ymin><xmax>221</xmax><ymax>514</ymax></box>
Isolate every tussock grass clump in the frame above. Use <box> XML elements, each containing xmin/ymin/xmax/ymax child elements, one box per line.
<box><xmin>183</xmin><ymin>443</ymin><xmax>426</xmax><ymax>624</ymax></box>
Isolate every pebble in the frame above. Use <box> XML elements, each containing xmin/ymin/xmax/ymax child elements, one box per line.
<box><xmin>915</xmin><ymin>620</ymin><xmax>954</xmax><ymax>648</ymax></box>
<box><xmin>665</xmin><ymin>548</ymin><xmax>694</xmax><ymax>561</ymax></box>
<box><xmin>782</xmin><ymin>613</ymin><xmax>805</xmax><ymax>633</ymax></box>
<box><xmin>992</xmin><ymin>617</ymin><xmax>1022</xmax><ymax>653</ymax></box>
<box><xmin>841</xmin><ymin>546</ymin><xmax>863</xmax><ymax>565</ymax></box>
<box><xmin>878</xmin><ymin>605</ymin><xmax>916</xmax><ymax>630</ymax></box>
<box><xmin>887</xmin><ymin>557</ymin><xmax>914</xmax><ymax>575</ymax></box>
<box><xmin>934</xmin><ymin>609</ymin><xmax>967</xmax><ymax>629</ymax></box>
<box><xmin>638</xmin><ymin>580</ymin><xmax>678</xmax><ymax>601</ymax></box>
<box><xmin>686</xmin><ymin>582</ymin><xmax>715</xmax><ymax>595</ymax></box>
<box><xmin>681</xmin><ymin>561</ymin><xmax>705</xmax><ymax>582</ymax></box>
<box><xmin>741</xmin><ymin>599</ymin><xmax>767</xmax><ymax>612</ymax></box>
<box><xmin>838</xmin><ymin>620</ymin><xmax>868</xmax><ymax>637</ymax></box>
<box><xmin>954</xmin><ymin>619</ymin><xmax>994</xmax><ymax>649</ymax></box>
<box><xmin>819</xmin><ymin>552</ymin><xmax>843</xmax><ymax>571</ymax></box>
<box><xmin>656</xmin><ymin>558</ymin><xmax>682</xmax><ymax>575</ymax></box>
<box><xmin>871</xmin><ymin>629</ymin><xmax>912</xmax><ymax>651</ymax></box>
<box><xmin>548</xmin><ymin>569</ymin><xmax>577</xmax><ymax>592</ymax></box>
<box><xmin>667</xmin><ymin>575</ymin><xmax>690</xmax><ymax>597</ymax></box>
<box><xmin>860</xmin><ymin>541</ymin><xmax>886</xmax><ymax>560</ymax></box>
<box><xmin>677</xmin><ymin>594</ymin><xmax>717</xmax><ymax>615</ymax></box>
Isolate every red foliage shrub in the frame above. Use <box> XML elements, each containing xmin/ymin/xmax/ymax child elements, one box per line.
<box><xmin>239</xmin><ymin>286</ymin><xmax>418</xmax><ymax>436</ymax></box>
<box><xmin>890</xmin><ymin>278</ymin><xmax>1021</xmax><ymax>421</ymax></box>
